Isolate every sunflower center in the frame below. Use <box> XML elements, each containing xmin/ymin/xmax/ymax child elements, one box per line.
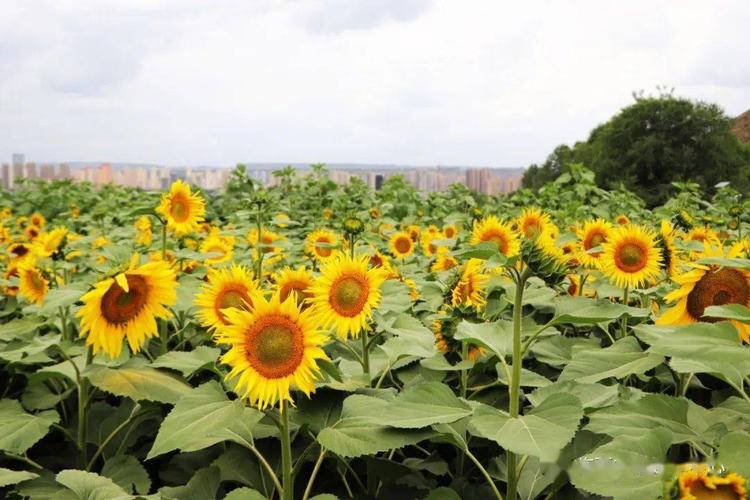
<box><xmin>245</xmin><ymin>316</ymin><xmax>304</xmax><ymax>378</ymax></box>
<box><xmin>315</xmin><ymin>237</ymin><xmax>333</xmax><ymax>257</ymax></box>
<box><xmin>688</xmin><ymin>481</ymin><xmax>740</xmax><ymax>500</ymax></box>
<box><xmin>261</xmin><ymin>234</ymin><xmax>274</xmax><ymax>253</ymax></box>
<box><xmin>30</xmin><ymin>272</ymin><xmax>45</xmax><ymax>291</ymax></box>
<box><xmin>12</xmin><ymin>246</ymin><xmax>28</xmax><ymax>258</ymax></box>
<box><xmin>616</xmin><ymin>242</ymin><xmax>647</xmax><ymax>272</ymax></box>
<box><xmin>216</xmin><ymin>287</ymin><xmax>251</xmax><ymax>324</ymax></box>
<box><xmin>687</xmin><ymin>268</ymin><xmax>749</xmax><ymax>322</ymax></box>
<box><xmin>330</xmin><ymin>275</ymin><xmax>369</xmax><ymax>317</ymax></box>
<box><xmin>101</xmin><ymin>275</ymin><xmax>148</xmax><ymax>324</ymax></box>
<box><xmin>445</xmin><ymin>227</ymin><xmax>456</xmax><ymax>238</ymax></box>
<box><xmin>394</xmin><ymin>237</ymin><xmax>411</xmax><ymax>254</ymax></box>
<box><xmin>370</xmin><ymin>254</ymin><xmax>384</xmax><ymax>267</ymax></box>
<box><xmin>280</xmin><ymin>280</ymin><xmax>311</xmax><ymax>303</ymax></box>
<box><xmin>170</xmin><ymin>194</ymin><xmax>190</xmax><ymax>222</ymax></box>
<box><xmin>585</xmin><ymin>232</ymin><xmax>606</xmax><ymax>251</ymax></box>
<box><xmin>483</xmin><ymin>231</ymin><xmax>509</xmax><ymax>254</ymax></box>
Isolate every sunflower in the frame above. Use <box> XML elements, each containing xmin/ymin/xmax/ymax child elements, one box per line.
<box><xmin>658</xmin><ymin>219</ymin><xmax>681</xmax><ymax>277</ymax></box>
<box><xmin>657</xmin><ymin>244</ymin><xmax>750</xmax><ymax>342</ymax></box>
<box><xmin>451</xmin><ymin>258</ymin><xmax>489</xmax><ymax>310</ymax></box>
<box><xmin>304</xmin><ymin>229</ymin><xmax>340</xmax><ymax>262</ymax></box>
<box><xmin>24</xmin><ymin>226</ymin><xmax>40</xmax><ymax>241</ymax></box>
<box><xmin>322</xmin><ymin>208</ymin><xmax>333</xmax><ymax>220</ymax></box>
<box><xmin>420</xmin><ymin>232</ymin><xmax>443</xmax><ymax>257</ymax></box>
<box><xmin>310</xmin><ymin>253</ymin><xmax>387</xmax><ymax>339</ymax></box>
<box><xmin>615</xmin><ymin>214</ymin><xmax>631</xmax><ymax>225</ymax></box>
<box><xmin>92</xmin><ymin>237</ymin><xmax>109</xmax><ymax>250</ymax></box>
<box><xmin>200</xmin><ymin>234</ymin><xmax>234</xmax><ymax>266</ymax></box>
<box><xmin>274</xmin><ymin>213</ymin><xmax>290</xmax><ymax>228</ymax></box>
<box><xmin>577</xmin><ymin>219</ymin><xmax>612</xmax><ymax>268</ymax></box>
<box><xmin>195</xmin><ymin>264</ymin><xmax>258</xmax><ymax>332</ymax></box>
<box><xmin>8</xmin><ymin>242</ymin><xmax>34</xmax><ymax>265</ymax></box>
<box><xmin>29</xmin><ymin>212</ymin><xmax>45</xmax><ymax>228</ymax></box>
<box><xmin>389</xmin><ymin>231</ymin><xmax>415</xmax><ymax>259</ymax></box>
<box><xmin>2</xmin><ymin>264</ymin><xmax>20</xmax><ymax>296</ymax></box>
<box><xmin>443</xmin><ymin>224</ymin><xmax>459</xmax><ymax>239</ymax></box>
<box><xmin>517</xmin><ymin>208</ymin><xmax>551</xmax><ymax>239</ymax></box>
<box><xmin>33</xmin><ymin>228</ymin><xmax>68</xmax><ymax>258</ymax></box>
<box><xmin>676</xmin><ymin>464</ymin><xmax>746</xmax><ymax>500</ymax></box>
<box><xmin>214</xmin><ymin>291</ymin><xmax>329</xmax><ymax>410</ymax></box>
<box><xmin>406</xmin><ymin>225</ymin><xmax>421</xmax><ymax>241</ymax></box>
<box><xmin>368</xmin><ymin>249</ymin><xmax>391</xmax><ymax>270</ymax></box>
<box><xmin>685</xmin><ymin>226</ymin><xmax>719</xmax><ymax>245</ymax></box>
<box><xmin>0</xmin><ymin>225</ymin><xmax>10</xmax><ymax>244</ymax></box>
<box><xmin>247</xmin><ymin>228</ymin><xmax>285</xmax><ymax>255</ymax></box>
<box><xmin>467</xmin><ymin>345</ymin><xmax>485</xmax><ymax>362</ymax></box>
<box><xmin>432</xmin><ymin>252</ymin><xmax>459</xmax><ymax>272</ymax></box>
<box><xmin>157</xmin><ymin>179</ymin><xmax>205</xmax><ymax>236</ymax></box>
<box><xmin>0</xmin><ymin>208</ymin><xmax>11</xmax><ymax>219</ymax></box>
<box><xmin>600</xmin><ymin>225</ymin><xmax>662</xmax><ymax>289</ymax></box>
<box><xmin>273</xmin><ymin>266</ymin><xmax>315</xmax><ymax>305</ymax></box>
<box><xmin>18</xmin><ymin>265</ymin><xmax>48</xmax><ymax>304</ymax></box>
<box><xmin>369</xmin><ymin>207</ymin><xmax>381</xmax><ymax>219</ymax></box>
<box><xmin>135</xmin><ymin>216</ymin><xmax>153</xmax><ymax>247</ymax></box>
<box><xmin>566</xmin><ymin>274</ymin><xmax>596</xmax><ymax>297</ymax></box>
<box><xmin>470</xmin><ymin>216</ymin><xmax>520</xmax><ymax>257</ymax></box>
<box><xmin>77</xmin><ymin>258</ymin><xmax>178</xmax><ymax>358</ymax></box>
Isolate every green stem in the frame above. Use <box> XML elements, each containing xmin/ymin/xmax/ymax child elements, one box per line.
<box><xmin>465</xmin><ymin>448</ymin><xmax>504</xmax><ymax>500</ymax></box>
<box><xmin>620</xmin><ymin>285</ymin><xmax>630</xmax><ymax>338</ymax></box>
<box><xmin>160</xmin><ymin>221</ymin><xmax>167</xmax><ymax>260</ymax></box>
<box><xmin>507</xmin><ymin>269</ymin><xmax>529</xmax><ymax>500</ymax></box>
<box><xmin>3</xmin><ymin>452</ymin><xmax>44</xmax><ymax>470</ymax></box>
<box><xmin>255</xmin><ymin>206</ymin><xmax>264</xmax><ymax>282</ymax></box>
<box><xmin>302</xmin><ymin>448</ymin><xmax>326</xmax><ymax>500</ymax></box>
<box><xmin>460</xmin><ymin>342</ymin><xmax>469</xmax><ymax>399</ymax></box>
<box><xmin>280</xmin><ymin>400</ymin><xmax>294</xmax><ymax>500</ymax></box>
<box><xmin>59</xmin><ymin>307</ymin><xmax>69</xmax><ymax>342</ymax></box>
<box><xmin>361</xmin><ymin>330</ymin><xmax>371</xmax><ymax>384</ymax></box>
<box><xmin>86</xmin><ymin>404</ymin><xmax>141</xmax><ymax>470</ymax></box>
<box><xmin>77</xmin><ymin>346</ymin><xmax>92</xmax><ymax>468</ymax></box>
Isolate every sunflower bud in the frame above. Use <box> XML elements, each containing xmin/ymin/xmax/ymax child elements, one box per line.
<box><xmin>342</xmin><ymin>216</ymin><xmax>364</xmax><ymax>235</ymax></box>
<box><xmin>521</xmin><ymin>232</ymin><xmax>569</xmax><ymax>286</ymax></box>
<box><xmin>673</xmin><ymin>210</ymin><xmax>694</xmax><ymax>232</ymax></box>
<box><xmin>730</xmin><ymin>205</ymin><xmax>742</xmax><ymax>217</ymax></box>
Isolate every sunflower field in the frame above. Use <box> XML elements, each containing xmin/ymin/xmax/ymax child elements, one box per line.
<box><xmin>1</xmin><ymin>164</ymin><xmax>750</xmax><ymax>500</ymax></box>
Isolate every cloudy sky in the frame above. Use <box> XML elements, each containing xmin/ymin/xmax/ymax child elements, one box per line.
<box><xmin>1</xmin><ymin>0</ymin><xmax>749</xmax><ymax>168</ymax></box>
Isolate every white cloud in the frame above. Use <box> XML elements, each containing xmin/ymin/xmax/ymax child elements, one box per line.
<box><xmin>1</xmin><ymin>0</ymin><xmax>748</xmax><ymax>167</ymax></box>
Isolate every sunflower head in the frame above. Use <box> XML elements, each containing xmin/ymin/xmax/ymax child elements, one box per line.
<box><xmin>18</xmin><ymin>264</ymin><xmax>48</xmax><ymax>305</ymax></box>
<box><xmin>470</xmin><ymin>216</ymin><xmax>520</xmax><ymax>257</ymax></box>
<box><xmin>522</xmin><ymin>231</ymin><xmax>570</xmax><ymax>286</ymax></box>
<box><xmin>32</xmin><ymin>228</ymin><xmax>68</xmax><ymax>259</ymax></box>
<box><xmin>29</xmin><ymin>213</ymin><xmax>46</xmax><ymax>228</ymax></box>
<box><xmin>310</xmin><ymin>253</ymin><xmax>387</xmax><ymax>339</ymax></box>
<box><xmin>342</xmin><ymin>216</ymin><xmax>364</xmax><ymax>236</ymax></box>
<box><xmin>674</xmin><ymin>463</ymin><xmax>747</xmax><ymax>500</ymax></box>
<box><xmin>657</xmin><ymin>219</ymin><xmax>681</xmax><ymax>277</ymax></box>
<box><xmin>406</xmin><ymin>225</ymin><xmax>421</xmax><ymax>241</ymax></box>
<box><xmin>157</xmin><ymin>179</ymin><xmax>206</xmax><ymax>236</ymax></box>
<box><xmin>432</xmin><ymin>251</ymin><xmax>459</xmax><ymax>272</ymax></box>
<box><xmin>305</xmin><ymin>229</ymin><xmax>340</xmax><ymax>262</ymax></box>
<box><xmin>615</xmin><ymin>214</ymin><xmax>631</xmax><ymax>226</ymax></box>
<box><xmin>322</xmin><ymin>208</ymin><xmax>333</xmax><ymax>220</ymax></box>
<box><xmin>577</xmin><ymin>219</ymin><xmax>612</xmax><ymax>268</ymax></box>
<box><xmin>200</xmin><ymin>234</ymin><xmax>234</xmax><ymax>266</ymax></box>
<box><xmin>273</xmin><ymin>266</ymin><xmax>315</xmax><ymax>306</ymax></box>
<box><xmin>451</xmin><ymin>258</ymin><xmax>489</xmax><ymax>311</ymax></box>
<box><xmin>389</xmin><ymin>231</ymin><xmax>415</xmax><ymax>259</ymax></box>
<box><xmin>421</xmin><ymin>232</ymin><xmax>445</xmax><ymax>257</ymax></box>
<box><xmin>8</xmin><ymin>242</ymin><xmax>33</xmax><ymax>265</ymax></box>
<box><xmin>517</xmin><ymin>208</ymin><xmax>551</xmax><ymax>239</ymax></box>
<box><xmin>600</xmin><ymin>225</ymin><xmax>662</xmax><ymax>289</ymax></box>
<box><xmin>214</xmin><ymin>292</ymin><xmax>329</xmax><ymax>410</ymax></box>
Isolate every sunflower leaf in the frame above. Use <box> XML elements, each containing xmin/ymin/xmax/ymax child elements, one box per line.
<box><xmin>380</xmin><ymin>382</ymin><xmax>473</xmax><ymax>428</ymax></box>
<box><xmin>0</xmin><ymin>399</ymin><xmax>59</xmax><ymax>454</ymax></box>
<box><xmin>86</xmin><ymin>360</ymin><xmax>192</xmax><ymax>405</ymax></box>
<box><xmin>558</xmin><ymin>337</ymin><xmax>664</xmax><ymax>384</ymax></box>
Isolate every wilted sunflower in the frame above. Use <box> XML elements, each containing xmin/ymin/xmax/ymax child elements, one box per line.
<box><xmin>451</xmin><ymin>258</ymin><xmax>489</xmax><ymax>310</ymax></box>
<box><xmin>389</xmin><ymin>231</ymin><xmax>415</xmax><ymax>259</ymax></box>
<box><xmin>78</xmin><ymin>257</ymin><xmax>177</xmax><ymax>358</ymax></box>
<box><xmin>29</xmin><ymin>212</ymin><xmax>45</xmax><ymax>228</ymax></box>
<box><xmin>18</xmin><ymin>265</ymin><xmax>48</xmax><ymax>305</ymax></box>
<box><xmin>32</xmin><ymin>228</ymin><xmax>67</xmax><ymax>258</ymax></box>
<box><xmin>443</xmin><ymin>224</ymin><xmax>458</xmax><ymax>239</ymax></box>
<box><xmin>195</xmin><ymin>264</ymin><xmax>258</xmax><ymax>332</ymax></box>
<box><xmin>517</xmin><ymin>208</ymin><xmax>551</xmax><ymax>238</ymax></box>
<box><xmin>675</xmin><ymin>464</ymin><xmax>746</xmax><ymax>500</ymax></box>
<box><xmin>432</xmin><ymin>252</ymin><xmax>459</xmax><ymax>272</ymax></box>
<box><xmin>304</xmin><ymin>229</ymin><xmax>340</xmax><ymax>262</ymax></box>
<box><xmin>215</xmin><ymin>291</ymin><xmax>329</xmax><ymax>410</ymax></box>
<box><xmin>310</xmin><ymin>253</ymin><xmax>387</xmax><ymax>339</ymax></box>
<box><xmin>157</xmin><ymin>179</ymin><xmax>205</xmax><ymax>236</ymax></box>
<box><xmin>273</xmin><ymin>266</ymin><xmax>315</xmax><ymax>305</ymax></box>
<box><xmin>470</xmin><ymin>216</ymin><xmax>520</xmax><ymax>257</ymax></box>
<box><xmin>577</xmin><ymin>219</ymin><xmax>612</xmax><ymax>268</ymax></box>
<box><xmin>657</xmin><ymin>244</ymin><xmax>750</xmax><ymax>342</ymax></box>
<box><xmin>600</xmin><ymin>225</ymin><xmax>662</xmax><ymax>289</ymax></box>
<box><xmin>135</xmin><ymin>216</ymin><xmax>153</xmax><ymax>247</ymax></box>
<box><xmin>200</xmin><ymin>234</ymin><xmax>234</xmax><ymax>266</ymax></box>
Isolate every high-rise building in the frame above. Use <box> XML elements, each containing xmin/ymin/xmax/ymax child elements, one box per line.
<box><xmin>40</xmin><ymin>164</ymin><xmax>55</xmax><ymax>180</ymax></box>
<box><xmin>1</xmin><ymin>164</ymin><xmax>10</xmax><ymax>189</ymax></box>
<box><xmin>25</xmin><ymin>163</ymin><xmax>37</xmax><ymax>180</ymax></box>
<box><xmin>58</xmin><ymin>164</ymin><xmax>71</xmax><ymax>180</ymax></box>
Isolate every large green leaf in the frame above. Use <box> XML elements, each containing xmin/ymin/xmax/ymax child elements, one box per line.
<box><xmin>0</xmin><ymin>316</ymin><xmax>46</xmax><ymax>340</ymax></box>
<box><xmin>38</xmin><ymin>284</ymin><xmax>85</xmax><ymax>315</ymax></box>
<box><xmin>704</xmin><ymin>303</ymin><xmax>750</xmax><ymax>323</ymax></box>
<box><xmin>101</xmin><ymin>455</ymin><xmax>150</xmax><ymax>495</ymax></box>
<box><xmin>378</xmin><ymin>280</ymin><xmax>413</xmax><ymax>314</ymax></box>
<box><xmin>159</xmin><ymin>465</ymin><xmax>221</xmax><ymax>500</ymax></box>
<box><xmin>55</xmin><ymin>469</ymin><xmax>133</xmax><ymax>500</ymax></box>
<box><xmin>147</xmin><ymin>381</ymin><xmax>262</xmax><ymax>459</ymax></box>
<box><xmin>149</xmin><ymin>346</ymin><xmax>220</xmax><ymax>377</ymax></box>
<box><xmin>551</xmin><ymin>296</ymin><xmax>648</xmax><ymax>325</ymax></box>
<box><xmin>317</xmin><ymin>394</ymin><xmax>433</xmax><ymax>458</ymax></box>
<box><xmin>380</xmin><ymin>382</ymin><xmax>472</xmax><ymax>428</ymax></box>
<box><xmin>568</xmin><ymin>428</ymin><xmax>672</xmax><ymax>500</ymax></box>
<box><xmin>528</xmin><ymin>381</ymin><xmax>619</xmax><ymax>410</ymax></box>
<box><xmin>558</xmin><ymin>337</ymin><xmax>664</xmax><ymax>383</ymax></box>
<box><xmin>224</xmin><ymin>487</ymin><xmax>267</xmax><ymax>500</ymax></box>
<box><xmin>0</xmin><ymin>468</ymin><xmax>38</xmax><ymax>487</ymax></box>
<box><xmin>717</xmin><ymin>431</ymin><xmax>750</xmax><ymax>478</ymax></box>
<box><xmin>86</xmin><ymin>361</ymin><xmax>191</xmax><ymax>404</ymax></box>
<box><xmin>454</xmin><ymin>320</ymin><xmax>513</xmax><ymax>358</ymax></box>
<box><xmin>469</xmin><ymin>393</ymin><xmax>583</xmax><ymax>462</ymax></box>
<box><xmin>0</xmin><ymin>399</ymin><xmax>59</xmax><ymax>454</ymax></box>
<box><xmin>379</xmin><ymin>314</ymin><xmax>436</xmax><ymax>361</ymax></box>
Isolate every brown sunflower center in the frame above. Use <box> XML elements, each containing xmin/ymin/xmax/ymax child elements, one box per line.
<box><xmin>394</xmin><ymin>236</ymin><xmax>412</xmax><ymax>254</ymax></box>
<box><xmin>687</xmin><ymin>481</ymin><xmax>741</xmax><ymax>500</ymax></box>
<box><xmin>11</xmin><ymin>245</ymin><xmax>28</xmax><ymax>258</ymax></box>
<box><xmin>261</xmin><ymin>234</ymin><xmax>274</xmax><ymax>253</ymax></box>
<box><xmin>279</xmin><ymin>280</ymin><xmax>311</xmax><ymax>303</ymax></box>
<box><xmin>445</xmin><ymin>227</ymin><xmax>456</xmax><ymax>238</ymax></box>
<box><xmin>245</xmin><ymin>316</ymin><xmax>304</xmax><ymax>378</ymax></box>
<box><xmin>315</xmin><ymin>237</ymin><xmax>333</xmax><ymax>257</ymax></box>
<box><xmin>216</xmin><ymin>287</ymin><xmax>251</xmax><ymax>324</ymax></box>
<box><xmin>170</xmin><ymin>195</ymin><xmax>190</xmax><ymax>222</ymax></box>
<box><xmin>330</xmin><ymin>275</ymin><xmax>369</xmax><ymax>317</ymax></box>
<box><xmin>370</xmin><ymin>254</ymin><xmax>384</xmax><ymax>267</ymax></box>
<box><xmin>686</xmin><ymin>268</ymin><xmax>749</xmax><ymax>322</ymax></box>
<box><xmin>30</xmin><ymin>271</ymin><xmax>45</xmax><ymax>291</ymax></box>
<box><xmin>615</xmin><ymin>242</ymin><xmax>647</xmax><ymax>272</ymax></box>
<box><xmin>585</xmin><ymin>232</ymin><xmax>606</xmax><ymax>253</ymax></box>
<box><xmin>101</xmin><ymin>275</ymin><xmax>149</xmax><ymax>324</ymax></box>
<box><xmin>483</xmin><ymin>230</ymin><xmax>509</xmax><ymax>254</ymax></box>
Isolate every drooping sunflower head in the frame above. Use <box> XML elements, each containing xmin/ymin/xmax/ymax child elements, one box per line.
<box><xmin>389</xmin><ymin>231</ymin><xmax>415</xmax><ymax>259</ymax></box>
<box><xmin>304</xmin><ymin>229</ymin><xmax>340</xmax><ymax>262</ymax></box>
<box><xmin>600</xmin><ymin>225</ymin><xmax>662</xmax><ymax>289</ymax></box>
<box><xmin>577</xmin><ymin>219</ymin><xmax>612</xmax><ymax>268</ymax></box>
<box><xmin>77</xmin><ymin>258</ymin><xmax>178</xmax><ymax>359</ymax></box>
<box><xmin>157</xmin><ymin>179</ymin><xmax>206</xmax><ymax>236</ymax></box>
<box><xmin>432</xmin><ymin>251</ymin><xmax>459</xmax><ymax>272</ymax></box>
<box><xmin>310</xmin><ymin>253</ymin><xmax>387</xmax><ymax>339</ymax></box>
<box><xmin>522</xmin><ymin>230</ymin><xmax>570</xmax><ymax>286</ymax></box>
<box><xmin>517</xmin><ymin>208</ymin><xmax>551</xmax><ymax>239</ymax></box>
<box><xmin>657</xmin><ymin>219</ymin><xmax>682</xmax><ymax>277</ymax></box>
<box><xmin>32</xmin><ymin>228</ymin><xmax>68</xmax><ymax>258</ymax></box>
<box><xmin>18</xmin><ymin>265</ymin><xmax>48</xmax><ymax>305</ymax></box>
<box><xmin>200</xmin><ymin>234</ymin><xmax>234</xmax><ymax>266</ymax></box>
<box><xmin>29</xmin><ymin>212</ymin><xmax>46</xmax><ymax>228</ymax></box>
<box><xmin>195</xmin><ymin>264</ymin><xmax>258</xmax><ymax>332</ymax></box>
<box><xmin>470</xmin><ymin>216</ymin><xmax>520</xmax><ymax>257</ymax></box>
<box><xmin>215</xmin><ymin>292</ymin><xmax>329</xmax><ymax>410</ymax></box>
<box><xmin>675</xmin><ymin>463</ymin><xmax>747</xmax><ymax>500</ymax></box>
<box><xmin>443</xmin><ymin>224</ymin><xmax>459</xmax><ymax>239</ymax></box>
<box><xmin>451</xmin><ymin>258</ymin><xmax>489</xmax><ymax>311</ymax></box>
<box><xmin>134</xmin><ymin>216</ymin><xmax>153</xmax><ymax>247</ymax></box>
<box><xmin>273</xmin><ymin>266</ymin><xmax>315</xmax><ymax>306</ymax></box>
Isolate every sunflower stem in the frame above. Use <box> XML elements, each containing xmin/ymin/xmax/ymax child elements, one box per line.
<box><xmin>507</xmin><ymin>268</ymin><xmax>530</xmax><ymax>500</ymax></box>
<box><xmin>460</xmin><ymin>342</ymin><xmax>469</xmax><ymax>399</ymax></box>
<box><xmin>361</xmin><ymin>330</ymin><xmax>371</xmax><ymax>384</ymax></box>
<box><xmin>302</xmin><ymin>448</ymin><xmax>326</xmax><ymax>500</ymax></box>
<box><xmin>279</xmin><ymin>400</ymin><xmax>294</xmax><ymax>500</ymax></box>
<box><xmin>77</xmin><ymin>346</ymin><xmax>92</xmax><ymax>468</ymax></box>
<box><xmin>160</xmin><ymin>221</ymin><xmax>167</xmax><ymax>260</ymax></box>
<box><xmin>620</xmin><ymin>285</ymin><xmax>630</xmax><ymax>337</ymax></box>
<box><xmin>255</xmin><ymin>204</ymin><xmax>264</xmax><ymax>283</ymax></box>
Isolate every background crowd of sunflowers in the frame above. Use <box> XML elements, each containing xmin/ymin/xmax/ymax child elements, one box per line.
<box><xmin>1</xmin><ymin>164</ymin><xmax>750</xmax><ymax>499</ymax></box>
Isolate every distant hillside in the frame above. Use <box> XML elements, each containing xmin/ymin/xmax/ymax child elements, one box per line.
<box><xmin>733</xmin><ymin>109</ymin><xmax>750</xmax><ymax>143</ymax></box>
